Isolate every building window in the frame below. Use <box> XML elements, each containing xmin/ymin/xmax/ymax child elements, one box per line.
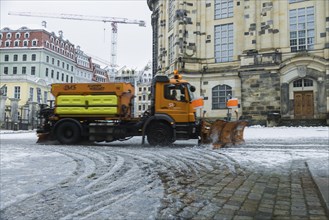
<box><xmin>13</xmin><ymin>67</ymin><xmax>17</xmax><ymax>74</ymax></box>
<box><xmin>15</xmin><ymin>33</ymin><xmax>20</xmax><ymax>38</ymax></box>
<box><xmin>31</xmin><ymin>54</ymin><xmax>36</xmax><ymax>61</ymax></box>
<box><xmin>29</xmin><ymin>87</ymin><xmax>34</xmax><ymax>101</ymax></box>
<box><xmin>70</xmin><ymin>76</ymin><xmax>73</xmax><ymax>83</ymax></box>
<box><xmin>215</xmin><ymin>0</ymin><xmax>233</xmax><ymax>19</ymax></box>
<box><xmin>32</xmin><ymin>40</ymin><xmax>37</xmax><ymax>46</ymax></box>
<box><xmin>57</xmin><ymin>72</ymin><xmax>59</xmax><ymax>80</ymax></box>
<box><xmin>66</xmin><ymin>75</ymin><xmax>68</xmax><ymax>82</ymax></box>
<box><xmin>4</xmin><ymin>67</ymin><xmax>8</xmax><ymax>74</ymax></box>
<box><xmin>23</xmin><ymin>40</ymin><xmax>28</xmax><ymax>46</ymax></box>
<box><xmin>215</xmin><ymin>23</ymin><xmax>234</xmax><ymax>63</ymax></box>
<box><xmin>52</xmin><ymin>58</ymin><xmax>55</xmax><ymax>65</ymax></box>
<box><xmin>62</xmin><ymin>62</ymin><xmax>65</xmax><ymax>69</ymax></box>
<box><xmin>57</xmin><ymin>60</ymin><xmax>60</xmax><ymax>66</ymax></box>
<box><xmin>6</xmin><ymin>33</ymin><xmax>12</xmax><ymax>39</ymax></box>
<box><xmin>168</xmin><ymin>34</ymin><xmax>175</xmax><ymax>64</ymax></box>
<box><xmin>61</xmin><ymin>73</ymin><xmax>64</xmax><ymax>81</ymax></box>
<box><xmin>14</xmin><ymin>40</ymin><xmax>19</xmax><ymax>47</ymax></box>
<box><xmin>46</xmin><ymin>56</ymin><xmax>49</xmax><ymax>63</ymax></box>
<box><xmin>289</xmin><ymin>7</ymin><xmax>314</xmax><ymax>52</ymax></box>
<box><xmin>24</xmin><ymin>32</ymin><xmax>29</xmax><ymax>38</ymax></box>
<box><xmin>51</xmin><ymin>70</ymin><xmax>54</xmax><ymax>78</ymax></box>
<box><xmin>2</xmin><ymin>86</ymin><xmax>7</xmax><ymax>96</ymax></box>
<box><xmin>5</xmin><ymin>41</ymin><xmax>10</xmax><ymax>47</ymax></box>
<box><xmin>212</xmin><ymin>84</ymin><xmax>232</xmax><ymax>109</ymax></box>
<box><xmin>14</xmin><ymin>86</ymin><xmax>21</xmax><ymax>99</ymax></box>
<box><xmin>0</xmin><ymin>33</ymin><xmax>2</xmax><ymax>39</ymax></box>
<box><xmin>22</xmin><ymin>54</ymin><xmax>27</xmax><ymax>61</ymax></box>
<box><xmin>13</xmin><ymin>54</ymin><xmax>18</xmax><ymax>61</ymax></box>
<box><xmin>22</xmin><ymin>66</ymin><xmax>26</xmax><ymax>74</ymax></box>
<box><xmin>44</xmin><ymin>91</ymin><xmax>48</xmax><ymax>104</ymax></box>
<box><xmin>293</xmin><ymin>78</ymin><xmax>313</xmax><ymax>88</ymax></box>
<box><xmin>168</xmin><ymin>0</ymin><xmax>175</xmax><ymax>30</ymax></box>
<box><xmin>4</xmin><ymin>55</ymin><xmax>9</xmax><ymax>61</ymax></box>
<box><xmin>37</xmin><ymin>88</ymin><xmax>42</xmax><ymax>103</ymax></box>
<box><xmin>45</xmin><ymin>68</ymin><xmax>49</xmax><ymax>77</ymax></box>
<box><xmin>31</xmin><ymin>66</ymin><xmax>36</xmax><ymax>75</ymax></box>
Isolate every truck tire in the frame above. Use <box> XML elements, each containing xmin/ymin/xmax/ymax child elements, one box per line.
<box><xmin>146</xmin><ymin>121</ymin><xmax>173</xmax><ymax>146</ymax></box>
<box><xmin>55</xmin><ymin>121</ymin><xmax>81</xmax><ymax>144</ymax></box>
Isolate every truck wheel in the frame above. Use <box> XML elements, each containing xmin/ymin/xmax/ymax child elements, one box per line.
<box><xmin>55</xmin><ymin>121</ymin><xmax>81</xmax><ymax>144</ymax></box>
<box><xmin>147</xmin><ymin>121</ymin><xmax>173</xmax><ymax>146</ymax></box>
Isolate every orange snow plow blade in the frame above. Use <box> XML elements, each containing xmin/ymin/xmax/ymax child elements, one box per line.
<box><xmin>200</xmin><ymin>120</ymin><xmax>248</xmax><ymax>148</ymax></box>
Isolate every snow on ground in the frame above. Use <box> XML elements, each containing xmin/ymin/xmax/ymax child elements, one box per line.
<box><xmin>0</xmin><ymin>126</ymin><xmax>328</xmax><ymax>214</ymax></box>
<box><xmin>219</xmin><ymin>126</ymin><xmax>329</xmax><ymax>173</ymax></box>
<box><xmin>245</xmin><ymin>125</ymin><xmax>329</xmax><ymax>139</ymax></box>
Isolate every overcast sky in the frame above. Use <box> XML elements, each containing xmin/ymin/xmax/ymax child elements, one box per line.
<box><xmin>0</xmin><ymin>0</ymin><xmax>152</xmax><ymax>70</ymax></box>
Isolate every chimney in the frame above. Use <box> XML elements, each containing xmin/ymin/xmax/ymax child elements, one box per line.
<box><xmin>58</xmin><ymin>30</ymin><xmax>63</xmax><ymax>38</ymax></box>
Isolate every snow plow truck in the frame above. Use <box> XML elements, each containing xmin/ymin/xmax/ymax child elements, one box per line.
<box><xmin>37</xmin><ymin>71</ymin><xmax>248</xmax><ymax>147</ymax></box>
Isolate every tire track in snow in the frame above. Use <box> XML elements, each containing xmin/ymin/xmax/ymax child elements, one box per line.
<box><xmin>1</xmin><ymin>144</ymin><xmax>248</xmax><ymax>220</ymax></box>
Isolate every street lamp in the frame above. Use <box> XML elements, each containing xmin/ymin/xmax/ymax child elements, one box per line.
<box><xmin>226</xmin><ymin>94</ymin><xmax>232</xmax><ymax>121</ymax></box>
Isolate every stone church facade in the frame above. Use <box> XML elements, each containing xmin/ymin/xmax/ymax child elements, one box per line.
<box><xmin>147</xmin><ymin>0</ymin><xmax>329</xmax><ymax>125</ymax></box>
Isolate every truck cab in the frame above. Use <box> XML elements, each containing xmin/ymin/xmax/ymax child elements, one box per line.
<box><xmin>143</xmin><ymin>71</ymin><xmax>204</xmax><ymax>145</ymax></box>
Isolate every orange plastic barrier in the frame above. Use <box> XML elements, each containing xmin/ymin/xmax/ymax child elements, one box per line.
<box><xmin>226</xmin><ymin>98</ymin><xmax>238</xmax><ymax>108</ymax></box>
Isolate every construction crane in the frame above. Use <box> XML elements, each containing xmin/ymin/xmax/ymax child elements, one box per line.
<box><xmin>8</xmin><ymin>11</ymin><xmax>146</xmax><ymax>67</ymax></box>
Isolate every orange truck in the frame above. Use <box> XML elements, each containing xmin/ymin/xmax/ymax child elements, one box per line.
<box><xmin>37</xmin><ymin>71</ymin><xmax>247</xmax><ymax>146</ymax></box>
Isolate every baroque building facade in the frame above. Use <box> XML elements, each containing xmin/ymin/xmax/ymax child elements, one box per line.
<box><xmin>147</xmin><ymin>0</ymin><xmax>329</xmax><ymax>124</ymax></box>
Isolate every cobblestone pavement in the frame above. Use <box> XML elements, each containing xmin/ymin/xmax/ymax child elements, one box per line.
<box><xmin>0</xmin><ymin>133</ymin><xmax>328</xmax><ymax>220</ymax></box>
<box><xmin>157</xmin><ymin>159</ymin><xmax>328</xmax><ymax>220</ymax></box>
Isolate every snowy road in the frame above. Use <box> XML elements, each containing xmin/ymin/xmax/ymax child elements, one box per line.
<box><xmin>0</xmin><ymin>126</ymin><xmax>328</xmax><ymax>219</ymax></box>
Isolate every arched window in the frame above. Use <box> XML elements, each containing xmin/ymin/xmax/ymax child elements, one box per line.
<box><xmin>212</xmin><ymin>84</ymin><xmax>232</xmax><ymax>109</ymax></box>
<box><xmin>23</xmin><ymin>40</ymin><xmax>29</xmax><ymax>47</ymax></box>
<box><xmin>32</xmin><ymin>39</ymin><xmax>38</xmax><ymax>46</ymax></box>
<box><xmin>293</xmin><ymin>78</ymin><xmax>313</xmax><ymax>88</ymax></box>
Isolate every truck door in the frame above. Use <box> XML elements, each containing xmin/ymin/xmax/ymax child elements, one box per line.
<box><xmin>157</xmin><ymin>84</ymin><xmax>189</xmax><ymax>123</ymax></box>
